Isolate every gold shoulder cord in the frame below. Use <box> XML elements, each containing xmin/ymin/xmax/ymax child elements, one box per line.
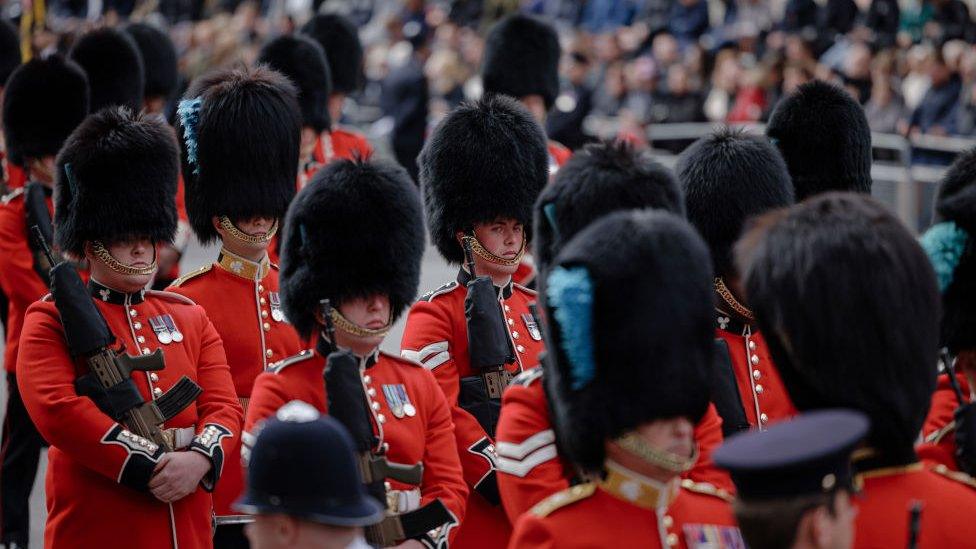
<box><xmin>218</xmin><ymin>216</ymin><xmax>278</xmax><ymax>244</ymax></box>
<box><xmin>91</xmin><ymin>241</ymin><xmax>157</xmax><ymax>276</ymax></box>
<box><xmin>714</xmin><ymin>277</ymin><xmax>755</xmax><ymax>321</ymax></box>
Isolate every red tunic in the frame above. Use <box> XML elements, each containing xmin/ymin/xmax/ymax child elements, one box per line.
<box><xmin>169</xmin><ymin>251</ymin><xmax>304</xmax><ymax>521</ymax></box>
<box><xmin>244</xmin><ymin>345</ymin><xmax>467</xmax><ymax>545</ymax></box>
<box><xmin>547</xmin><ymin>140</ymin><xmax>572</xmax><ymax>173</ymax></box>
<box><xmin>3</xmin><ymin>161</ymin><xmax>26</xmax><ymax>190</ymax></box>
<box><xmin>496</xmin><ymin>367</ymin><xmax>732</xmax><ymax>523</ymax></box>
<box><xmin>853</xmin><ymin>463</ymin><xmax>976</xmax><ymax>547</ymax></box>
<box><xmin>17</xmin><ymin>284</ymin><xmax>243</xmax><ymax>549</ymax></box>
<box><xmin>401</xmin><ymin>272</ymin><xmax>545</xmax><ymax>548</ymax></box>
<box><xmin>158</xmin><ymin>173</ymin><xmax>191</xmax><ymax>285</ymax></box>
<box><xmin>918</xmin><ymin>373</ymin><xmax>971</xmax><ymax>471</ymax></box>
<box><xmin>302</xmin><ymin>128</ymin><xmax>374</xmax><ymax>184</ymax></box>
<box><xmin>508</xmin><ymin>466</ymin><xmax>742</xmax><ymax>549</ymax></box>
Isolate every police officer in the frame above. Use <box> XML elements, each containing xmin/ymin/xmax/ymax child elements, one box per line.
<box><xmin>17</xmin><ymin>107</ymin><xmax>243</xmax><ymax>548</ymax></box>
<box><xmin>169</xmin><ymin>65</ymin><xmax>306</xmax><ymax>546</ymax></box>
<box><xmin>245</xmin><ymin>157</ymin><xmax>467</xmax><ymax>547</ymax></box>
<box><xmin>495</xmin><ymin>140</ymin><xmax>730</xmax><ymax>525</ymax></box>
<box><xmin>235</xmin><ymin>403</ymin><xmax>384</xmax><ymax>549</ymax></box>
<box><xmin>677</xmin><ymin>129</ymin><xmax>797</xmax><ymax>431</ymax></box>
<box><xmin>0</xmin><ymin>55</ymin><xmax>88</xmax><ymax>549</ymax></box>
<box><xmin>738</xmin><ymin>192</ymin><xmax>976</xmax><ymax>547</ymax></box>
<box><xmin>714</xmin><ymin>410</ymin><xmax>868</xmax><ymax>549</ymax></box>
<box><xmin>509</xmin><ymin>211</ymin><xmax>743</xmax><ymax>548</ymax></box>
<box><xmin>401</xmin><ymin>95</ymin><xmax>549</xmax><ymax>548</ymax></box>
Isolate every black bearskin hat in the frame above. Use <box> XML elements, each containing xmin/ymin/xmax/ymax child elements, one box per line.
<box><xmin>677</xmin><ymin>128</ymin><xmax>794</xmax><ymax>278</ymax></box>
<box><xmin>69</xmin><ymin>27</ymin><xmax>145</xmax><ymax>113</ymax></box>
<box><xmin>0</xmin><ymin>19</ymin><xmax>20</xmax><ymax>86</ymax></box>
<box><xmin>419</xmin><ymin>95</ymin><xmax>549</xmax><ymax>264</ymax></box>
<box><xmin>739</xmin><ymin>193</ymin><xmax>939</xmax><ymax>464</ymax></box>
<box><xmin>300</xmin><ymin>14</ymin><xmax>362</xmax><ymax>95</ymax></box>
<box><xmin>258</xmin><ymin>34</ymin><xmax>332</xmax><ymax>133</ymax></box>
<box><xmin>766</xmin><ymin>81</ymin><xmax>872</xmax><ymax>201</ymax></box>
<box><xmin>280</xmin><ymin>158</ymin><xmax>425</xmax><ymax>338</ymax></box>
<box><xmin>481</xmin><ymin>14</ymin><xmax>561</xmax><ymax>110</ymax></box>
<box><xmin>3</xmin><ymin>55</ymin><xmax>89</xmax><ymax>167</ymax></box>
<box><xmin>534</xmin><ymin>140</ymin><xmax>683</xmax><ymax>283</ymax></box>
<box><xmin>544</xmin><ymin>210</ymin><xmax>714</xmax><ymax>473</ymax></box>
<box><xmin>920</xmin><ymin>148</ymin><xmax>976</xmax><ymax>353</ymax></box>
<box><xmin>55</xmin><ymin>108</ymin><xmax>179</xmax><ymax>257</ymax></box>
<box><xmin>177</xmin><ymin>65</ymin><xmax>301</xmax><ymax>244</ymax></box>
<box><xmin>124</xmin><ymin>23</ymin><xmax>178</xmax><ymax>101</ymax></box>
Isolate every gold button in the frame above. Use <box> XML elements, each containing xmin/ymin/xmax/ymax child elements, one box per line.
<box><xmin>137</xmin><ymin>335</ymin><xmax>146</xmax><ymax>343</ymax></box>
<box><xmin>367</xmin><ymin>388</ymin><xmax>377</xmax><ymax>397</ymax></box>
<box><xmin>508</xmin><ymin>318</ymin><xmax>514</xmax><ymax>325</ymax></box>
<box><xmin>504</xmin><ymin>305</ymin><xmax>511</xmax><ymax>312</ymax></box>
<box><xmin>377</xmin><ymin>414</ymin><xmax>386</xmax><ymax>424</ymax></box>
<box><xmin>133</xmin><ymin>322</ymin><xmax>142</xmax><ymax>330</ymax></box>
<box><xmin>266</xmin><ymin>349</ymin><xmax>273</xmax><ymax>358</ymax></box>
<box><xmin>760</xmin><ymin>413</ymin><xmax>769</xmax><ymax>424</ymax></box>
<box><xmin>142</xmin><ymin>348</ymin><xmax>151</xmax><ymax>355</ymax></box>
<box><xmin>512</xmin><ymin>331</ymin><xmax>520</xmax><ymax>339</ymax></box>
<box><xmin>150</xmin><ymin>373</ymin><xmax>159</xmax><ymax>382</ymax></box>
<box><xmin>666</xmin><ymin>533</ymin><xmax>678</xmax><ymax>546</ymax></box>
<box><xmin>129</xmin><ymin>309</ymin><xmax>138</xmax><ymax>317</ymax></box>
<box><xmin>755</xmin><ymin>384</ymin><xmax>764</xmax><ymax>394</ymax></box>
<box><xmin>263</xmin><ymin>322</ymin><xmax>271</xmax><ymax>331</ymax></box>
<box><xmin>748</xmin><ymin>340</ymin><xmax>757</xmax><ymax>351</ymax></box>
<box><xmin>750</xmin><ymin>355</ymin><xmax>760</xmax><ymax>365</ymax></box>
<box><xmin>258</xmin><ymin>285</ymin><xmax>265</xmax><ymax>292</ymax></box>
<box><xmin>662</xmin><ymin>515</ymin><xmax>673</xmax><ymax>528</ymax></box>
<box><xmin>153</xmin><ymin>387</ymin><xmax>162</xmax><ymax>396</ymax></box>
<box><xmin>260</xmin><ymin>297</ymin><xmax>267</xmax><ymax>305</ymax></box>
<box><xmin>517</xmin><ymin>345</ymin><xmax>525</xmax><ymax>353</ymax></box>
<box><xmin>261</xmin><ymin>310</ymin><xmax>269</xmax><ymax>319</ymax></box>
<box><xmin>752</xmin><ymin>369</ymin><xmax>761</xmax><ymax>380</ymax></box>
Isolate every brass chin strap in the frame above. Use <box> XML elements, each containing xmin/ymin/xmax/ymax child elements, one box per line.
<box><xmin>219</xmin><ymin>216</ymin><xmax>279</xmax><ymax>244</ymax></box>
<box><xmin>714</xmin><ymin>277</ymin><xmax>755</xmax><ymax>321</ymax></box>
<box><xmin>330</xmin><ymin>308</ymin><xmax>392</xmax><ymax>338</ymax></box>
<box><xmin>462</xmin><ymin>234</ymin><xmax>526</xmax><ymax>267</ymax></box>
<box><xmin>615</xmin><ymin>433</ymin><xmax>699</xmax><ymax>473</ymax></box>
<box><xmin>91</xmin><ymin>241</ymin><xmax>158</xmax><ymax>276</ymax></box>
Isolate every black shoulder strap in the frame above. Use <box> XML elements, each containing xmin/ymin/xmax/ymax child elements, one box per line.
<box><xmin>23</xmin><ymin>182</ymin><xmax>56</xmax><ymax>287</ymax></box>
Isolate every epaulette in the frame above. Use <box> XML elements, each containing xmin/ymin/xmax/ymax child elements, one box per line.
<box><xmin>531</xmin><ymin>483</ymin><xmax>595</xmax><ymax>517</ymax></box>
<box><xmin>680</xmin><ymin>479</ymin><xmax>733</xmax><ymax>503</ymax></box>
<box><xmin>381</xmin><ymin>350</ymin><xmax>423</xmax><ymax>368</ymax></box>
<box><xmin>1</xmin><ymin>187</ymin><xmax>24</xmax><ymax>205</ymax></box>
<box><xmin>417</xmin><ymin>281</ymin><xmax>459</xmax><ymax>302</ymax></box>
<box><xmin>270</xmin><ymin>349</ymin><xmax>314</xmax><ymax>374</ymax></box>
<box><xmin>932</xmin><ymin>464</ymin><xmax>976</xmax><ymax>490</ymax></box>
<box><xmin>169</xmin><ymin>264</ymin><xmax>213</xmax><ymax>288</ymax></box>
<box><xmin>510</xmin><ymin>367</ymin><xmax>544</xmax><ymax>387</ymax></box>
<box><xmin>513</xmin><ymin>282</ymin><xmax>537</xmax><ymax>296</ymax></box>
<box><xmin>145</xmin><ymin>290</ymin><xmax>197</xmax><ymax>306</ymax></box>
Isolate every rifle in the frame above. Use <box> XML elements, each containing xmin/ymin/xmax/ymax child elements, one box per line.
<box><xmin>460</xmin><ymin>236</ymin><xmax>515</xmax><ymax>438</ymax></box>
<box><xmin>31</xmin><ymin>226</ymin><xmax>201</xmax><ymax>452</ymax></box>
<box><xmin>24</xmin><ymin>182</ymin><xmax>55</xmax><ymax>286</ymax></box>
<box><xmin>941</xmin><ymin>348</ymin><xmax>976</xmax><ymax>475</ymax></box>
<box><xmin>320</xmin><ymin>300</ymin><xmax>449</xmax><ymax>545</ymax></box>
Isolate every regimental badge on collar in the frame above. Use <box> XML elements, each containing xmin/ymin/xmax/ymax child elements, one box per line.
<box><xmin>382</xmin><ymin>384</ymin><xmax>416</xmax><ymax>419</ymax></box>
<box><xmin>270</xmin><ymin>292</ymin><xmax>284</xmax><ymax>322</ymax></box>
<box><xmin>522</xmin><ymin>313</ymin><xmax>542</xmax><ymax>341</ymax></box>
<box><xmin>149</xmin><ymin>314</ymin><xmax>184</xmax><ymax>345</ymax></box>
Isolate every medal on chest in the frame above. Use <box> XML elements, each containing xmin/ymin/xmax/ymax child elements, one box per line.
<box><xmin>149</xmin><ymin>314</ymin><xmax>183</xmax><ymax>344</ymax></box>
<box><xmin>270</xmin><ymin>292</ymin><xmax>285</xmax><ymax>322</ymax></box>
<box><xmin>382</xmin><ymin>384</ymin><xmax>416</xmax><ymax>419</ymax></box>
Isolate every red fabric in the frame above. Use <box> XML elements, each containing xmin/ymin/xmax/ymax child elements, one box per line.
<box><xmin>918</xmin><ymin>373</ymin><xmax>971</xmax><ymax>472</ymax></box>
<box><xmin>17</xmin><ymin>292</ymin><xmax>243</xmax><ymax>549</ymax></box>
<box><xmin>302</xmin><ymin>128</ymin><xmax>374</xmax><ymax>183</ymax></box>
<box><xmin>159</xmin><ymin>174</ymin><xmax>189</xmax><ymax>284</ymax></box>
<box><xmin>513</xmin><ymin>260</ymin><xmax>536</xmax><ymax>287</ymax></box>
<box><xmin>715</xmin><ymin>328</ymin><xmax>796</xmax><ymax>428</ymax></box>
<box><xmin>169</xmin><ymin>262</ymin><xmax>304</xmax><ymax>517</ymax></box>
<box><xmin>244</xmin><ymin>348</ymin><xmax>468</xmax><ymax>542</ymax></box>
<box><xmin>508</xmin><ymin>483</ymin><xmax>739</xmax><ymax>549</ymax></box>
<box><xmin>4</xmin><ymin>162</ymin><xmax>26</xmax><ymax>191</ymax></box>
<box><xmin>401</xmin><ymin>279</ymin><xmax>545</xmax><ymax>548</ymax></box>
<box><xmin>726</xmin><ymin>87</ymin><xmax>766</xmax><ymax>123</ymax></box>
<box><xmin>547</xmin><ymin>141</ymin><xmax>572</xmax><ymax>168</ymax></box>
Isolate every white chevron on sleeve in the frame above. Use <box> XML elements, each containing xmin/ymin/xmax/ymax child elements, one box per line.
<box><xmin>496</xmin><ymin>429</ymin><xmax>556</xmax><ymax>460</ymax></box>
<box><xmin>401</xmin><ymin>341</ymin><xmax>450</xmax><ymax>370</ymax></box>
<box><xmin>496</xmin><ymin>444</ymin><xmax>559</xmax><ymax>478</ymax></box>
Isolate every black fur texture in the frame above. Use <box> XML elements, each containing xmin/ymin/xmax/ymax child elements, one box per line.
<box><xmin>544</xmin><ymin>210</ymin><xmax>714</xmax><ymax>474</ymax></box>
<box><xmin>3</xmin><ymin>55</ymin><xmax>89</xmax><ymax>167</ymax></box>
<box><xmin>258</xmin><ymin>34</ymin><xmax>332</xmax><ymax>133</ymax></box>
<box><xmin>279</xmin><ymin>158</ymin><xmax>425</xmax><ymax>338</ymax></box>
<box><xmin>300</xmin><ymin>14</ymin><xmax>362</xmax><ymax>95</ymax></box>
<box><xmin>534</xmin><ymin>140</ymin><xmax>683</xmax><ymax>282</ymax></box>
<box><xmin>124</xmin><ymin>23</ymin><xmax>178</xmax><ymax>101</ymax></box>
<box><xmin>766</xmin><ymin>81</ymin><xmax>872</xmax><ymax>201</ymax></box>
<box><xmin>179</xmin><ymin>66</ymin><xmax>301</xmax><ymax>244</ymax></box>
<box><xmin>0</xmin><ymin>19</ymin><xmax>20</xmax><ymax>86</ymax></box>
<box><xmin>69</xmin><ymin>28</ymin><xmax>145</xmax><ymax>113</ymax></box>
<box><xmin>482</xmin><ymin>14</ymin><xmax>561</xmax><ymax>110</ymax></box>
<box><xmin>678</xmin><ymin>128</ymin><xmax>794</xmax><ymax>278</ymax></box>
<box><xmin>55</xmin><ymin>108</ymin><xmax>178</xmax><ymax>257</ymax></box>
<box><xmin>739</xmin><ymin>193</ymin><xmax>939</xmax><ymax>464</ymax></box>
<box><xmin>419</xmin><ymin>95</ymin><xmax>549</xmax><ymax>264</ymax></box>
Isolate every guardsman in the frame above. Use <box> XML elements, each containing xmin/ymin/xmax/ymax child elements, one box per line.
<box><xmin>401</xmin><ymin>96</ymin><xmax>549</xmax><ymax>548</ymax></box>
<box><xmin>677</xmin><ymin>129</ymin><xmax>797</xmax><ymax>431</ymax></box>
<box><xmin>300</xmin><ymin>14</ymin><xmax>373</xmax><ymax>165</ymax></box>
<box><xmin>496</xmin><ymin>140</ymin><xmax>731</xmax><ymax>525</ymax></box>
<box><xmin>917</xmin><ymin>149</ymin><xmax>976</xmax><ymax>474</ymax></box>
<box><xmin>68</xmin><ymin>27</ymin><xmax>145</xmax><ymax>113</ymax></box>
<box><xmin>738</xmin><ymin>192</ymin><xmax>976</xmax><ymax>547</ymax></box>
<box><xmin>244</xmin><ymin>158</ymin><xmax>467</xmax><ymax>547</ymax></box>
<box><xmin>509</xmin><ymin>211</ymin><xmax>743</xmax><ymax>549</ymax></box>
<box><xmin>17</xmin><ymin>107</ymin><xmax>243</xmax><ymax>548</ymax></box>
<box><xmin>0</xmin><ymin>19</ymin><xmax>23</xmax><ymax>193</ymax></box>
<box><xmin>714</xmin><ymin>410</ymin><xmax>867</xmax><ymax>549</ymax></box>
<box><xmin>257</xmin><ymin>34</ymin><xmax>334</xmax><ymax>186</ymax></box>
<box><xmin>235</xmin><ymin>404</ymin><xmax>384</xmax><ymax>549</ymax></box>
<box><xmin>0</xmin><ymin>55</ymin><xmax>88</xmax><ymax>549</ymax></box>
<box><xmin>765</xmin><ymin>81</ymin><xmax>872</xmax><ymax>201</ymax></box>
<box><xmin>169</xmin><ymin>65</ymin><xmax>306</xmax><ymax>546</ymax></box>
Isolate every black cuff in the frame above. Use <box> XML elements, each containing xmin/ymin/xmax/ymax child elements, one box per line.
<box><xmin>474</xmin><ymin>469</ymin><xmax>501</xmax><ymax>506</ymax></box>
<box><xmin>189</xmin><ymin>423</ymin><xmax>232</xmax><ymax>492</ymax></box>
<box><xmin>101</xmin><ymin>425</ymin><xmax>165</xmax><ymax>492</ymax></box>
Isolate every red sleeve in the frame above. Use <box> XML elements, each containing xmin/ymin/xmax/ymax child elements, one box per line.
<box><xmin>0</xmin><ymin>200</ymin><xmax>50</xmax><ymax>370</ymax></box>
<box><xmin>17</xmin><ymin>303</ymin><xmax>164</xmax><ymax>490</ymax></box>
<box><xmin>918</xmin><ymin>373</ymin><xmax>969</xmax><ymax>472</ymax></box>
<box><xmin>496</xmin><ymin>379</ymin><xmax>569</xmax><ymax>523</ymax></box>
<box><xmin>508</xmin><ymin>513</ymin><xmax>557</xmax><ymax>549</ymax></box>
<box><xmin>242</xmin><ymin>371</ymin><xmax>294</xmax><ymax>458</ymax></box>
<box><xmin>416</xmin><ymin>368</ymin><xmax>468</xmax><ymax>533</ymax></box>
<box><xmin>401</xmin><ymin>300</ymin><xmax>498</xmax><ymax>500</ymax></box>
<box><xmin>685</xmin><ymin>404</ymin><xmax>734</xmax><ymax>493</ymax></box>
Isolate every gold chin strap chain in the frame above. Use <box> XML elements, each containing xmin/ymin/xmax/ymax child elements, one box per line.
<box><xmin>330</xmin><ymin>308</ymin><xmax>392</xmax><ymax>338</ymax></box>
<box><xmin>219</xmin><ymin>216</ymin><xmax>278</xmax><ymax>245</ymax></box>
<box><xmin>91</xmin><ymin>241</ymin><xmax>158</xmax><ymax>276</ymax></box>
<box><xmin>714</xmin><ymin>277</ymin><xmax>755</xmax><ymax>321</ymax></box>
<box><xmin>462</xmin><ymin>234</ymin><xmax>526</xmax><ymax>267</ymax></box>
<box><xmin>615</xmin><ymin>433</ymin><xmax>699</xmax><ymax>473</ymax></box>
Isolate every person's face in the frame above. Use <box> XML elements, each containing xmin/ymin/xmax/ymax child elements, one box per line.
<box><xmin>463</xmin><ymin>218</ymin><xmax>525</xmax><ymax>278</ymax></box>
<box><xmin>214</xmin><ymin>215</ymin><xmax>276</xmax><ymax>255</ymax></box>
<box><xmin>300</xmin><ymin>126</ymin><xmax>318</xmax><ymax>161</ymax></box>
<box><xmin>634</xmin><ymin>417</ymin><xmax>695</xmax><ymax>459</ymax></box>
<box><xmin>334</xmin><ymin>294</ymin><xmax>392</xmax><ymax>355</ymax></box>
<box><xmin>812</xmin><ymin>491</ymin><xmax>857</xmax><ymax>549</ymax></box>
<box><xmin>86</xmin><ymin>236</ymin><xmax>156</xmax><ymax>292</ymax></box>
<box><xmin>245</xmin><ymin>515</ymin><xmax>357</xmax><ymax>549</ymax></box>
